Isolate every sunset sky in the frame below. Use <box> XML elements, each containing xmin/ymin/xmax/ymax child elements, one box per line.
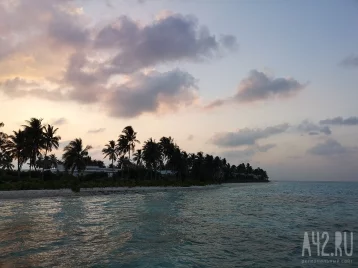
<box><xmin>1</xmin><ymin>0</ymin><xmax>358</xmax><ymax>181</ymax></box>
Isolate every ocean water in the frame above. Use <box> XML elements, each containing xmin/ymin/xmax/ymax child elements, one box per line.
<box><xmin>0</xmin><ymin>182</ymin><xmax>357</xmax><ymax>267</ymax></box>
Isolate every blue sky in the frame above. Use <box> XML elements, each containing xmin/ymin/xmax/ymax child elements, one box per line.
<box><xmin>0</xmin><ymin>0</ymin><xmax>357</xmax><ymax>180</ymax></box>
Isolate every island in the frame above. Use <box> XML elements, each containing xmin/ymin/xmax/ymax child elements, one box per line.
<box><xmin>0</xmin><ymin>118</ymin><xmax>269</xmax><ymax>193</ymax></box>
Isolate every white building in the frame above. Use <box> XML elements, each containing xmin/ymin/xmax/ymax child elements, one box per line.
<box><xmin>159</xmin><ymin>170</ymin><xmax>177</xmax><ymax>176</ymax></box>
<box><xmin>49</xmin><ymin>164</ymin><xmax>121</xmax><ymax>177</ymax></box>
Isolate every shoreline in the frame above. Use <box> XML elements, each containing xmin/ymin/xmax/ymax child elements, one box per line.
<box><xmin>0</xmin><ymin>185</ymin><xmax>220</xmax><ymax>200</ymax></box>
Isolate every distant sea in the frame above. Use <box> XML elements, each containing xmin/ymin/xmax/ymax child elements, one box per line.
<box><xmin>0</xmin><ymin>182</ymin><xmax>357</xmax><ymax>267</ymax></box>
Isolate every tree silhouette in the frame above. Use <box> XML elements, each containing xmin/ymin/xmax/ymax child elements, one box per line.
<box><xmin>0</xmin><ymin>151</ymin><xmax>14</xmax><ymax>172</ymax></box>
<box><xmin>133</xmin><ymin>149</ymin><xmax>143</xmax><ymax>166</ymax></box>
<box><xmin>102</xmin><ymin>140</ymin><xmax>117</xmax><ymax>172</ymax></box>
<box><xmin>5</xmin><ymin>130</ymin><xmax>28</xmax><ymax>177</ymax></box>
<box><xmin>42</xmin><ymin>124</ymin><xmax>61</xmax><ymax>177</ymax></box>
<box><xmin>62</xmin><ymin>138</ymin><xmax>92</xmax><ymax>175</ymax></box>
<box><xmin>0</xmin><ymin>118</ymin><xmax>270</xmax><ymax>184</ymax></box>
<box><xmin>142</xmin><ymin>138</ymin><xmax>162</xmax><ymax>180</ymax></box>
<box><xmin>0</xmin><ymin>122</ymin><xmax>7</xmax><ymax>150</ymax></box>
<box><xmin>49</xmin><ymin>154</ymin><xmax>58</xmax><ymax>169</ymax></box>
<box><xmin>159</xmin><ymin>136</ymin><xmax>176</xmax><ymax>168</ymax></box>
<box><xmin>22</xmin><ymin>118</ymin><xmax>45</xmax><ymax>174</ymax></box>
<box><xmin>118</xmin><ymin>126</ymin><xmax>140</xmax><ymax>161</ymax></box>
<box><xmin>117</xmin><ymin>126</ymin><xmax>140</xmax><ymax>178</ymax></box>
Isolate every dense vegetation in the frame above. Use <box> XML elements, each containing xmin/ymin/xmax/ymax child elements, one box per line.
<box><xmin>0</xmin><ymin>118</ymin><xmax>269</xmax><ymax>191</ymax></box>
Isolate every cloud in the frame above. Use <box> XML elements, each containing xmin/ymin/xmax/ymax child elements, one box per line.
<box><xmin>0</xmin><ymin>2</ymin><xmax>238</xmax><ymax>118</ymax></box>
<box><xmin>105</xmin><ymin>0</ymin><xmax>114</xmax><ymax>8</ymax></box>
<box><xmin>205</xmin><ymin>70</ymin><xmax>306</xmax><ymax>108</ymax></box>
<box><xmin>47</xmin><ymin>9</ymin><xmax>90</xmax><ymax>48</ymax></box>
<box><xmin>88</xmin><ymin>128</ymin><xmax>106</xmax><ymax>134</ymax></box>
<box><xmin>221</xmin><ymin>143</ymin><xmax>276</xmax><ymax>161</ymax></box>
<box><xmin>61</xmin><ymin>52</ymin><xmax>109</xmax><ymax>104</ymax></box>
<box><xmin>0</xmin><ymin>77</ymin><xmax>39</xmax><ymax>90</ymax></box>
<box><xmin>0</xmin><ymin>69</ymin><xmax>199</xmax><ymax>118</ymax></box>
<box><xmin>0</xmin><ymin>0</ymin><xmax>89</xmax><ymax>54</ymax></box>
<box><xmin>105</xmin><ymin>69</ymin><xmax>198</xmax><ymax>118</ymax></box>
<box><xmin>219</xmin><ymin>35</ymin><xmax>239</xmax><ymax>51</ymax></box>
<box><xmin>0</xmin><ymin>77</ymin><xmax>66</xmax><ymax>101</ymax></box>
<box><xmin>297</xmin><ymin>120</ymin><xmax>331</xmax><ymax>135</ymax></box>
<box><xmin>0</xmin><ymin>37</ymin><xmax>14</xmax><ymax>60</ymax></box>
<box><xmin>235</xmin><ymin>70</ymin><xmax>306</xmax><ymax>102</ymax></box>
<box><xmin>95</xmin><ymin>14</ymin><xmax>238</xmax><ymax>73</ymax></box>
<box><xmin>307</xmin><ymin>139</ymin><xmax>357</xmax><ymax>156</ymax></box>
<box><xmin>319</xmin><ymin>116</ymin><xmax>358</xmax><ymax>126</ymax></box>
<box><xmin>211</xmin><ymin>123</ymin><xmax>289</xmax><ymax>147</ymax></box>
<box><xmin>187</xmin><ymin>134</ymin><xmax>194</xmax><ymax>141</ymax></box>
<box><xmin>0</xmin><ymin>0</ymin><xmax>90</xmax><ymax>83</ymax></box>
<box><xmin>256</xmin><ymin>143</ymin><xmax>277</xmax><ymax>152</ymax></box>
<box><xmin>204</xmin><ymin>99</ymin><xmax>225</xmax><ymax>109</ymax></box>
<box><xmin>340</xmin><ymin>54</ymin><xmax>358</xmax><ymax>68</ymax></box>
<box><xmin>51</xmin><ymin>117</ymin><xmax>68</xmax><ymax>126</ymax></box>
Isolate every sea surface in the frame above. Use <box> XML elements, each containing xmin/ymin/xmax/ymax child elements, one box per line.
<box><xmin>0</xmin><ymin>182</ymin><xmax>357</xmax><ymax>267</ymax></box>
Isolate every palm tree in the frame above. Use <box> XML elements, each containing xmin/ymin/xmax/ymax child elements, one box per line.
<box><xmin>237</xmin><ymin>163</ymin><xmax>246</xmax><ymax>174</ymax></box>
<box><xmin>192</xmin><ymin>152</ymin><xmax>204</xmax><ymax>180</ymax></box>
<box><xmin>203</xmin><ymin>154</ymin><xmax>214</xmax><ymax>180</ymax></box>
<box><xmin>0</xmin><ymin>122</ymin><xmax>7</xmax><ymax>151</ymax></box>
<box><xmin>118</xmin><ymin>126</ymin><xmax>140</xmax><ymax>161</ymax></box>
<box><xmin>186</xmin><ymin>153</ymin><xmax>195</xmax><ymax>176</ymax></box>
<box><xmin>0</xmin><ymin>151</ymin><xmax>14</xmax><ymax>172</ymax></box>
<box><xmin>168</xmin><ymin>147</ymin><xmax>185</xmax><ymax>180</ymax></box>
<box><xmin>117</xmin><ymin>137</ymin><xmax>128</xmax><ymax>178</ymax></box>
<box><xmin>213</xmin><ymin>156</ymin><xmax>222</xmax><ymax>181</ymax></box>
<box><xmin>117</xmin><ymin>126</ymin><xmax>140</xmax><ymax>178</ymax></box>
<box><xmin>196</xmin><ymin>152</ymin><xmax>204</xmax><ymax>162</ymax></box>
<box><xmin>36</xmin><ymin>154</ymin><xmax>45</xmax><ymax>169</ymax></box>
<box><xmin>62</xmin><ymin>138</ymin><xmax>92</xmax><ymax>175</ymax></box>
<box><xmin>230</xmin><ymin>164</ymin><xmax>237</xmax><ymax>179</ymax></box>
<box><xmin>23</xmin><ymin>118</ymin><xmax>45</xmax><ymax>172</ymax></box>
<box><xmin>159</xmin><ymin>136</ymin><xmax>176</xmax><ymax>167</ymax></box>
<box><xmin>246</xmin><ymin>163</ymin><xmax>253</xmax><ymax>174</ymax></box>
<box><xmin>117</xmin><ymin>155</ymin><xmax>130</xmax><ymax>170</ymax></box>
<box><xmin>49</xmin><ymin>154</ymin><xmax>58</xmax><ymax>169</ymax></box>
<box><xmin>43</xmin><ymin>125</ymin><xmax>61</xmax><ymax>156</ymax></box>
<box><xmin>5</xmin><ymin>130</ymin><xmax>28</xmax><ymax>177</ymax></box>
<box><xmin>142</xmin><ymin>138</ymin><xmax>162</xmax><ymax>180</ymax></box>
<box><xmin>102</xmin><ymin>140</ymin><xmax>117</xmax><ymax>171</ymax></box>
<box><xmin>181</xmin><ymin>151</ymin><xmax>189</xmax><ymax>180</ymax></box>
<box><xmin>133</xmin><ymin>149</ymin><xmax>143</xmax><ymax>166</ymax></box>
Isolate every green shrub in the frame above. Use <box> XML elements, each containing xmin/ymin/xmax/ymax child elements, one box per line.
<box><xmin>82</xmin><ymin>172</ymin><xmax>108</xmax><ymax>181</ymax></box>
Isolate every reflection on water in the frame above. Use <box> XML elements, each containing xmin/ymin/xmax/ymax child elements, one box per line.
<box><xmin>1</xmin><ymin>182</ymin><xmax>358</xmax><ymax>267</ymax></box>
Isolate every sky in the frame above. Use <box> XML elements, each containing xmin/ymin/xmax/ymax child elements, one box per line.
<box><xmin>0</xmin><ymin>0</ymin><xmax>358</xmax><ymax>181</ymax></box>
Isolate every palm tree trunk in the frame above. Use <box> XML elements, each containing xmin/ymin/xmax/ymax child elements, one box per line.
<box><xmin>17</xmin><ymin>159</ymin><xmax>20</xmax><ymax>178</ymax></box>
<box><xmin>128</xmin><ymin>150</ymin><xmax>130</xmax><ymax>180</ymax></box>
<box><xmin>112</xmin><ymin>158</ymin><xmax>114</xmax><ymax>178</ymax></box>
<box><xmin>29</xmin><ymin>160</ymin><xmax>32</xmax><ymax>178</ymax></box>
<box><xmin>154</xmin><ymin>165</ymin><xmax>157</xmax><ymax>180</ymax></box>
<box><xmin>71</xmin><ymin>165</ymin><xmax>76</xmax><ymax>175</ymax></box>
<box><xmin>33</xmin><ymin>148</ymin><xmax>37</xmax><ymax>172</ymax></box>
<box><xmin>41</xmin><ymin>148</ymin><xmax>48</xmax><ymax>180</ymax></box>
<box><xmin>121</xmin><ymin>162</ymin><xmax>124</xmax><ymax>180</ymax></box>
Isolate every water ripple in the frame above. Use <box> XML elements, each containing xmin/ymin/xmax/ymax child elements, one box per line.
<box><xmin>0</xmin><ymin>182</ymin><xmax>357</xmax><ymax>267</ymax></box>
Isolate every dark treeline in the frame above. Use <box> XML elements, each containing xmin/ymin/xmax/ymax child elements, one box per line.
<box><xmin>0</xmin><ymin>118</ymin><xmax>269</xmax><ymax>191</ymax></box>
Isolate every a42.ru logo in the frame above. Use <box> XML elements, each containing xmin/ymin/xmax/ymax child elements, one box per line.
<box><xmin>302</xmin><ymin>231</ymin><xmax>353</xmax><ymax>257</ymax></box>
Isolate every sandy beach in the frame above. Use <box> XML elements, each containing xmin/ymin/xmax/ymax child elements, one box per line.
<box><xmin>0</xmin><ymin>185</ymin><xmax>219</xmax><ymax>200</ymax></box>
